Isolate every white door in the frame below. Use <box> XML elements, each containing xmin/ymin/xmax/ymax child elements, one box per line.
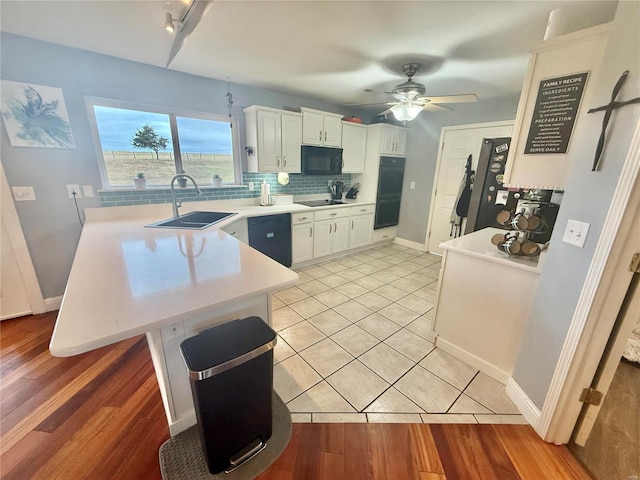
<box><xmin>0</xmin><ymin>165</ymin><xmax>44</xmax><ymax>320</ymax></box>
<box><xmin>426</xmin><ymin>122</ymin><xmax>513</xmax><ymax>254</ymax></box>
<box><xmin>1</xmin><ymin>216</ymin><xmax>32</xmax><ymax>319</ymax></box>
<box><xmin>292</xmin><ymin>222</ymin><xmax>313</xmax><ymax>264</ymax></box>
<box><xmin>313</xmin><ymin>220</ymin><xmax>332</xmax><ymax>258</ymax></box>
<box><xmin>322</xmin><ymin>115</ymin><xmax>342</xmax><ymax>147</ymax></box>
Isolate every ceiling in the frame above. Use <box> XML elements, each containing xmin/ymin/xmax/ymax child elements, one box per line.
<box><xmin>0</xmin><ymin>1</ymin><xmax>618</xmax><ymax>113</ymax></box>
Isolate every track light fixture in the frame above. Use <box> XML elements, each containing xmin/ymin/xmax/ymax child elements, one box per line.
<box><xmin>164</xmin><ymin>12</ymin><xmax>179</xmax><ymax>33</ymax></box>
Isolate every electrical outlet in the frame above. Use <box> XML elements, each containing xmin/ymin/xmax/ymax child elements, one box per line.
<box><xmin>12</xmin><ymin>186</ymin><xmax>36</xmax><ymax>201</ymax></box>
<box><xmin>410</xmin><ymin>181</ymin><xmax>416</xmax><ymax>189</ymax></box>
<box><xmin>82</xmin><ymin>185</ymin><xmax>94</xmax><ymax>197</ymax></box>
<box><xmin>248</xmin><ymin>181</ymin><xmax>254</xmax><ymax>191</ymax></box>
<box><xmin>562</xmin><ymin>219</ymin><xmax>590</xmax><ymax>248</ymax></box>
<box><xmin>162</xmin><ymin>322</ymin><xmax>184</xmax><ymax>342</ymax></box>
<box><xmin>66</xmin><ymin>184</ymin><xmax>81</xmax><ymax>199</ymax></box>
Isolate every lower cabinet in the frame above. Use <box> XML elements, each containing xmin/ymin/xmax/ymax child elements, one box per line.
<box><xmin>220</xmin><ymin>218</ymin><xmax>248</xmax><ymax>244</ymax></box>
<box><xmin>349</xmin><ymin>205</ymin><xmax>374</xmax><ymax>249</ymax></box>
<box><xmin>292</xmin><ymin>213</ymin><xmax>314</xmax><ymax>264</ymax></box>
<box><xmin>312</xmin><ymin>208</ymin><xmax>350</xmax><ymax>259</ymax></box>
<box><xmin>290</xmin><ymin>204</ymin><xmax>375</xmax><ymax>265</ymax></box>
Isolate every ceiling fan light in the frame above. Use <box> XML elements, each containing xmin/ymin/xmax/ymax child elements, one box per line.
<box><xmin>164</xmin><ymin>12</ymin><xmax>175</xmax><ymax>33</ymax></box>
<box><xmin>391</xmin><ymin>104</ymin><xmax>422</xmax><ymax>121</ymax></box>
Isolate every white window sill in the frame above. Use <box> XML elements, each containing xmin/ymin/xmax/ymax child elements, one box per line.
<box><xmin>97</xmin><ymin>184</ymin><xmax>248</xmax><ymax>193</ymax></box>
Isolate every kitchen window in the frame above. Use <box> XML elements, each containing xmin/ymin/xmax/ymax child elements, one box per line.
<box><xmin>86</xmin><ymin>98</ymin><xmax>241</xmax><ymax>188</ymax></box>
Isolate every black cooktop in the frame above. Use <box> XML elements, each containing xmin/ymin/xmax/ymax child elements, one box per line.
<box><xmin>296</xmin><ymin>200</ymin><xmax>346</xmax><ymax>207</ymax></box>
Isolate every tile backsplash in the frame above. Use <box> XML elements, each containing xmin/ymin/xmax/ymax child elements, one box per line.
<box><xmin>98</xmin><ymin>173</ymin><xmax>352</xmax><ymax>207</ymax></box>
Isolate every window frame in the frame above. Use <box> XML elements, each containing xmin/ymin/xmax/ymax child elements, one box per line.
<box><xmin>85</xmin><ymin>97</ymin><xmax>242</xmax><ymax>189</ymax></box>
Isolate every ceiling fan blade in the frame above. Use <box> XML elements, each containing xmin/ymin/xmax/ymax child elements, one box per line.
<box><xmin>378</xmin><ymin>107</ymin><xmax>393</xmax><ymax>116</ymax></box>
<box><xmin>384</xmin><ymin>92</ymin><xmax>408</xmax><ymax>102</ymax></box>
<box><xmin>422</xmin><ymin>103</ymin><xmax>453</xmax><ymax>112</ymax></box>
<box><xmin>420</xmin><ymin>94</ymin><xmax>478</xmax><ymax>104</ymax></box>
<box><xmin>166</xmin><ymin>0</ymin><xmax>213</xmax><ymax>67</ymax></box>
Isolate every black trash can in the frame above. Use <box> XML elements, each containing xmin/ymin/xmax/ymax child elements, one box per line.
<box><xmin>179</xmin><ymin>316</ymin><xmax>277</xmax><ymax>474</ymax></box>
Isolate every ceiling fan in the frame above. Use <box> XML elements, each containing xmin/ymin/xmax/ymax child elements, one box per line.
<box><xmin>351</xmin><ymin>63</ymin><xmax>478</xmax><ymax>121</ymax></box>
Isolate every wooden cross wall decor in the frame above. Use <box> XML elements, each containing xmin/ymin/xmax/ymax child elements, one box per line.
<box><xmin>588</xmin><ymin>70</ymin><xmax>640</xmax><ymax>171</ymax></box>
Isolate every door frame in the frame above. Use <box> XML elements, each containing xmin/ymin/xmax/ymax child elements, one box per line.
<box><xmin>1</xmin><ymin>163</ymin><xmax>45</xmax><ymax>316</ymax></box>
<box><xmin>537</xmin><ymin>117</ymin><xmax>640</xmax><ymax>444</ymax></box>
<box><xmin>424</xmin><ymin>120</ymin><xmax>514</xmax><ymax>252</ymax></box>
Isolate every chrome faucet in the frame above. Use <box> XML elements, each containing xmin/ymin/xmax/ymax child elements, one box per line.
<box><xmin>170</xmin><ymin>173</ymin><xmax>202</xmax><ymax>218</ymax></box>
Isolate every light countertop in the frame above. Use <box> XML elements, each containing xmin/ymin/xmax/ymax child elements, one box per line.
<box><xmin>50</xmin><ymin>197</ymin><xmax>375</xmax><ymax>357</ymax></box>
<box><xmin>440</xmin><ymin>227</ymin><xmax>544</xmax><ymax>274</ymax></box>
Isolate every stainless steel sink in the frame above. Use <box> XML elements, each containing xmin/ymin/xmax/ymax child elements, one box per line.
<box><xmin>146</xmin><ymin>211</ymin><xmax>237</xmax><ymax>230</ymax></box>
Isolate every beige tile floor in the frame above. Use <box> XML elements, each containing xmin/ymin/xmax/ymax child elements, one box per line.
<box><xmin>272</xmin><ymin>243</ymin><xmax>527</xmax><ymax>424</ymax></box>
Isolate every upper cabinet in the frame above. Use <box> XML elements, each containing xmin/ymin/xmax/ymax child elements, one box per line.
<box><xmin>301</xmin><ymin>108</ymin><xmax>343</xmax><ymax>147</ymax></box>
<box><xmin>371</xmin><ymin>124</ymin><xmax>407</xmax><ymax>157</ymax></box>
<box><xmin>341</xmin><ymin>122</ymin><xmax>367</xmax><ymax>173</ymax></box>
<box><xmin>244</xmin><ymin>106</ymin><xmax>302</xmax><ymax>173</ymax></box>
<box><xmin>503</xmin><ymin>24</ymin><xmax>610</xmax><ymax>189</ymax></box>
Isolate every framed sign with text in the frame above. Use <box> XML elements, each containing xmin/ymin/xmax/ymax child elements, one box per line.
<box><xmin>524</xmin><ymin>72</ymin><xmax>589</xmax><ymax>155</ymax></box>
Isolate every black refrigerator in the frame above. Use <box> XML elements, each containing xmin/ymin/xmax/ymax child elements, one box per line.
<box><xmin>464</xmin><ymin>138</ymin><xmax>559</xmax><ymax>243</ymax></box>
<box><xmin>374</xmin><ymin>157</ymin><xmax>405</xmax><ymax>229</ymax></box>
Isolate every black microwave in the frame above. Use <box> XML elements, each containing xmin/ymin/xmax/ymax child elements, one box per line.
<box><xmin>301</xmin><ymin>146</ymin><xmax>343</xmax><ymax>175</ymax></box>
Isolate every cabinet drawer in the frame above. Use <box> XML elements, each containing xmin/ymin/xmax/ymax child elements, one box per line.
<box><xmin>372</xmin><ymin>226</ymin><xmax>397</xmax><ymax>243</ymax></box>
<box><xmin>314</xmin><ymin>208</ymin><xmax>349</xmax><ymax>221</ymax></box>
<box><xmin>350</xmin><ymin>204</ymin><xmax>375</xmax><ymax>216</ymax></box>
<box><xmin>291</xmin><ymin>212</ymin><xmax>313</xmax><ymax>224</ymax></box>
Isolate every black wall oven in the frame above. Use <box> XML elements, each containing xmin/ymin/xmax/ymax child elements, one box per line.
<box><xmin>374</xmin><ymin>157</ymin><xmax>405</xmax><ymax>229</ymax></box>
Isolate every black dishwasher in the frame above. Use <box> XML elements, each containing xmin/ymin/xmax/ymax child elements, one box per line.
<box><xmin>247</xmin><ymin>214</ymin><xmax>292</xmax><ymax>267</ymax></box>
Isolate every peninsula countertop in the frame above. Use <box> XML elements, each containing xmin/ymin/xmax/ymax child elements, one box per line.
<box><xmin>50</xmin><ymin>197</ymin><xmax>375</xmax><ymax>357</ymax></box>
<box><xmin>439</xmin><ymin>227</ymin><xmax>545</xmax><ymax>274</ymax></box>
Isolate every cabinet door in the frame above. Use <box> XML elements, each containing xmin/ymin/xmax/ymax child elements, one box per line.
<box><xmin>256</xmin><ymin>110</ymin><xmax>281</xmax><ymax>171</ymax></box>
<box><xmin>394</xmin><ymin>129</ymin><xmax>407</xmax><ymax>156</ymax></box>
<box><xmin>281</xmin><ymin>114</ymin><xmax>302</xmax><ymax>173</ymax></box>
<box><xmin>313</xmin><ymin>220</ymin><xmax>332</xmax><ymax>258</ymax></box>
<box><xmin>292</xmin><ymin>222</ymin><xmax>314</xmax><ymax>263</ymax></box>
<box><xmin>332</xmin><ymin>217</ymin><xmax>350</xmax><ymax>254</ymax></box>
<box><xmin>342</xmin><ymin>123</ymin><xmax>367</xmax><ymax>172</ymax></box>
<box><xmin>350</xmin><ymin>214</ymin><xmax>373</xmax><ymax>249</ymax></box>
<box><xmin>380</xmin><ymin>127</ymin><xmax>396</xmax><ymax>155</ymax></box>
<box><xmin>323</xmin><ymin>115</ymin><xmax>343</xmax><ymax>147</ymax></box>
<box><xmin>302</xmin><ymin>111</ymin><xmax>323</xmax><ymax>145</ymax></box>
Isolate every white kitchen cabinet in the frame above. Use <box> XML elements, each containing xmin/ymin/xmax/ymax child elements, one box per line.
<box><xmin>313</xmin><ymin>208</ymin><xmax>350</xmax><ymax>258</ymax></box>
<box><xmin>341</xmin><ymin>122</ymin><xmax>367</xmax><ymax>173</ymax></box>
<box><xmin>349</xmin><ymin>205</ymin><xmax>374</xmax><ymax>249</ymax></box>
<box><xmin>380</xmin><ymin>125</ymin><xmax>407</xmax><ymax>156</ymax></box>
<box><xmin>244</xmin><ymin>105</ymin><xmax>302</xmax><ymax>173</ymax></box>
<box><xmin>220</xmin><ymin>218</ymin><xmax>248</xmax><ymax>244</ymax></box>
<box><xmin>350</xmin><ymin>124</ymin><xmax>408</xmax><ymax>202</ymax></box>
<box><xmin>291</xmin><ymin>212</ymin><xmax>314</xmax><ymax>264</ymax></box>
<box><xmin>301</xmin><ymin>107</ymin><xmax>343</xmax><ymax>147</ymax></box>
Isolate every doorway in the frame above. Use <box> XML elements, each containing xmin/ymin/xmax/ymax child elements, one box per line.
<box><xmin>0</xmin><ymin>164</ymin><xmax>45</xmax><ymax>319</ymax></box>
<box><xmin>568</xmin><ymin>271</ymin><xmax>640</xmax><ymax>479</ymax></box>
<box><xmin>425</xmin><ymin>121</ymin><xmax>513</xmax><ymax>254</ymax></box>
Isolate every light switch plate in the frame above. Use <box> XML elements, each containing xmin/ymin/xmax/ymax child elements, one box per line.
<box><xmin>562</xmin><ymin>219</ymin><xmax>590</xmax><ymax>248</ymax></box>
<box><xmin>410</xmin><ymin>181</ymin><xmax>416</xmax><ymax>189</ymax></box>
<box><xmin>12</xmin><ymin>186</ymin><xmax>36</xmax><ymax>201</ymax></box>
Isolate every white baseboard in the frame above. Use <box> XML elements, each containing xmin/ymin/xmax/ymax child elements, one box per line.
<box><xmin>168</xmin><ymin>410</ymin><xmax>197</xmax><ymax>437</ymax></box>
<box><xmin>44</xmin><ymin>296</ymin><xmax>63</xmax><ymax>312</ymax></box>
<box><xmin>394</xmin><ymin>237</ymin><xmax>426</xmax><ymax>251</ymax></box>
<box><xmin>435</xmin><ymin>337</ymin><xmax>510</xmax><ymax>384</ymax></box>
<box><xmin>506</xmin><ymin>377</ymin><xmax>541</xmax><ymax>429</ymax></box>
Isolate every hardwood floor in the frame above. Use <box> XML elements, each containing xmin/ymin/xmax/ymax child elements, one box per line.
<box><xmin>1</xmin><ymin>312</ymin><xmax>592</xmax><ymax>479</ymax></box>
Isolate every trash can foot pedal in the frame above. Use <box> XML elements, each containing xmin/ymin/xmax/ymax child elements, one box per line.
<box><xmin>225</xmin><ymin>439</ymin><xmax>267</xmax><ymax>473</ymax></box>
